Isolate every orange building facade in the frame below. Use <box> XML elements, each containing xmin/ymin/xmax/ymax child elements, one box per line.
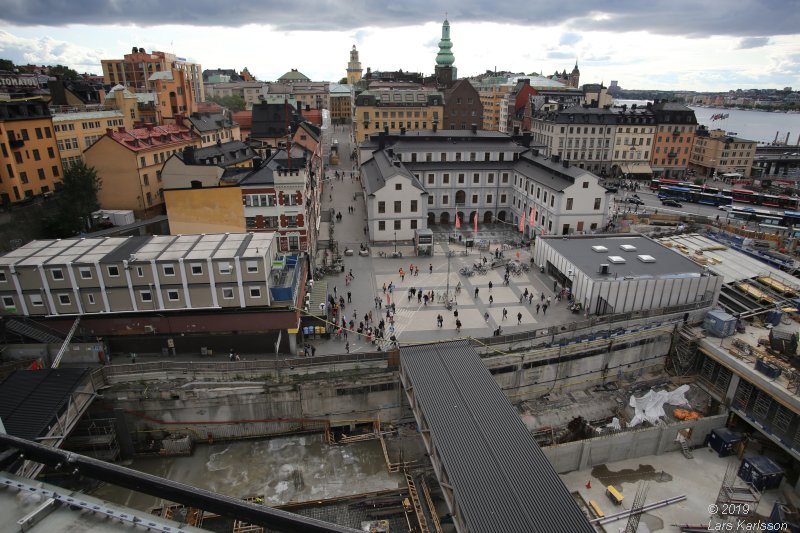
<box><xmin>0</xmin><ymin>99</ymin><xmax>63</xmax><ymax>204</ymax></box>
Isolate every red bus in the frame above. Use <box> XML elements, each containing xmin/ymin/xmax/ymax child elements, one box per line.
<box><xmin>650</xmin><ymin>178</ymin><xmax>685</xmax><ymax>191</ymax></box>
<box><xmin>732</xmin><ymin>188</ymin><xmax>757</xmax><ymax>203</ymax></box>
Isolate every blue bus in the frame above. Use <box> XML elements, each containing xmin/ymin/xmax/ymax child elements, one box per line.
<box><xmin>659</xmin><ymin>185</ymin><xmax>732</xmax><ymax>207</ymax></box>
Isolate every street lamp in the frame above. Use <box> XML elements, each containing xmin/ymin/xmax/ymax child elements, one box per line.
<box><xmin>393</xmin><ymin>230</ymin><xmax>397</xmax><ymax>254</ymax></box>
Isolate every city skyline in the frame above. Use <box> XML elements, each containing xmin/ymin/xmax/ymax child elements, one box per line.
<box><xmin>0</xmin><ymin>1</ymin><xmax>798</xmax><ymax>91</ymax></box>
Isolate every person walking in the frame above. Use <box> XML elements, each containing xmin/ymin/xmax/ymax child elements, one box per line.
<box><xmin>553</xmin><ymin>280</ymin><xmax>558</xmax><ymax>292</ymax></box>
<box><xmin>542</xmin><ymin>303</ymin><xmax>548</xmax><ymax>315</ymax></box>
<box><xmin>540</xmin><ymin>293</ymin><xmax>545</xmax><ymax>302</ymax></box>
<box><xmin>536</xmin><ymin>303</ymin><xmax>540</xmax><ymax>314</ymax></box>
<box><xmin>456</xmin><ymin>319</ymin><xmax>462</xmax><ymax>333</ymax></box>
<box><xmin>474</xmin><ymin>287</ymin><xmax>480</xmax><ymax>299</ymax></box>
<box><xmin>488</xmin><ymin>281</ymin><xmax>493</xmax><ymax>292</ymax></box>
<box><xmin>502</xmin><ymin>308</ymin><xmax>508</xmax><ymax>320</ymax></box>
<box><xmin>345</xmin><ymin>341</ymin><xmax>350</xmax><ymax>353</ymax></box>
<box><xmin>437</xmin><ymin>314</ymin><xmax>443</xmax><ymax>328</ymax></box>
<box><xmin>547</xmin><ymin>296</ymin><xmax>552</xmax><ymax>306</ymax></box>
<box><xmin>484</xmin><ymin>311</ymin><xmax>490</xmax><ymax>323</ymax></box>
<box><xmin>429</xmin><ymin>263</ymin><xmax>433</xmax><ymax>274</ymax></box>
<box><xmin>489</xmin><ymin>295</ymin><xmax>494</xmax><ymax>306</ymax></box>
<box><xmin>517</xmin><ymin>312</ymin><xmax>523</xmax><ymax>325</ymax></box>
<box><xmin>519</xmin><ymin>293</ymin><xmax>525</xmax><ymax>303</ymax></box>
<box><xmin>347</xmin><ymin>291</ymin><xmax>352</xmax><ymax>303</ymax></box>
<box><xmin>528</xmin><ymin>293</ymin><xmax>534</xmax><ymax>305</ymax></box>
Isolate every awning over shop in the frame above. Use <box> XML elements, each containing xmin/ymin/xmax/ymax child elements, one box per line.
<box><xmin>620</xmin><ymin>163</ymin><xmax>653</xmax><ymax>177</ymax></box>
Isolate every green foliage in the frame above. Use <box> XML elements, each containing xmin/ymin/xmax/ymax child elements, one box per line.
<box><xmin>339</xmin><ymin>77</ymin><xmax>348</xmax><ymax>84</ymax></box>
<box><xmin>42</xmin><ymin>162</ymin><xmax>102</xmax><ymax>238</ymax></box>
<box><xmin>0</xmin><ymin>58</ymin><xmax>15</xmax><ymax>72</ymax></box>
<box><xmin>48</xmin><ymin>64</ymin><xmax>80</xmax><ymax>80</ymax></box>
<box><xmin>208</xmin><ymin>94</ymin><xmax>246</xmax><ymax>112</ymax></box>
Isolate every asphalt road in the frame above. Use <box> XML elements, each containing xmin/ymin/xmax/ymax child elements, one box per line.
<box><xmin>613</xmin><ymin>188</ymin><xmax>745</xmax><ymax>222</ymax></box>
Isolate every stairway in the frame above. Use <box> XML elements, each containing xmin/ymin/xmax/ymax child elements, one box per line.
<box><xmin>405</xmin><ymin>471</ymin><xmax>430</xmax><ymax>533</ymax></box>
<box><xmin>5</xmin><ymin>317</ymin><xmax>64</xmax><ymax>344</ymax></box>
<box><xmin>679</xmin><ymin>437</ymin><xmax>694</xmax><ymax>459</ymax></box>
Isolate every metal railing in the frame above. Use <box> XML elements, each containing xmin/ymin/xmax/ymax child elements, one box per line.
<box><xmin>475</xmin><ymin>299</ymin><xmax>714</xmax><ymax>347</ymax></box>
<box><xmin>101</xmin><ymin>350</ymin><xmax>392</xmax><ymax>380</ymax></box>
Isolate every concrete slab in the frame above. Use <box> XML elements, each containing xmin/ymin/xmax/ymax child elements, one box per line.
<box><xmin>561</xmin><ymin>448</ymin><xmax>785</xmax><ymax>532</ymax></box>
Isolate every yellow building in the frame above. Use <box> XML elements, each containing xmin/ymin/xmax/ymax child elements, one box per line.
<box><xmin>0</xmin><ymin>99</ymin><xmax>64</xmax><ymax>204</ymax></box>
<box><xmin>52</xmin><ymin>110</ymin><xmax>132</xmax><ymax>169</ymax></box>
<box><xmin>690</xmin><ymin>128</ymin><xmax>757</xmax><ymax>178</ymax></box>
<box><xmin>103</xmin><ymin>84</ymin><xmax>143</xmax><ymax>124</ymax></box>
<box><xmin>329</xmin><ymin>83</ymin><xmax>353</xmax><ymax>124</ymax></box>
<box><xmin>354</xmin><ymin>88</ymin><xmax>444</xmax><ymax>142</ymax></box>
<box><xmin>84</xmin><ymin>123</ymin><xmax>200</xmax><ymax>217</ymax></box>
<box><xmin>347</xmin><ymin>45</ymin><xmax>363</xmax><ymax>85</ymax></box>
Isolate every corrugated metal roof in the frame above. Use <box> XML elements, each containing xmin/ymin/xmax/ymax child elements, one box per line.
<box><xmin>400</xmin><ymin>340</ymin><xmax>594</xmax><ymax>533</ymax></box>
<box><xmin>0</xmin><ymin>368</ymin><xmax>91</xmax><ymax>441</ymax></box>
<box><xmin>52</xmin><ymin>110</ymin><xmax>124</xmax><ymax>122</ymax></box>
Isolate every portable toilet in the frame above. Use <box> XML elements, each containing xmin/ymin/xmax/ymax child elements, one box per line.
<box><xmin>738</xmin><ymin>455</ymin><xmax>785</xmax><ymax>491</ymax></box>
<box><xmin>708</xmin><ymin>428</ymin><xmax>743</xmax><ymax>457</ymax></box>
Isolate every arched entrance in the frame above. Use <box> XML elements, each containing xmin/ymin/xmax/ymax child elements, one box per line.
<box><xmin>497</xmin><ymin>210</ymin><xmax>507</xmax><ymax>222</ymax></box>
<box><xmin>440</xmin><ymin>212</ymin><xmax>450</xmax><ymax>224</ymax></box>
<box><xmin>455</xmin><ymin>190</ymin><xmax>466</xmax><ymax>205</ymax></box>
<box><xmin>468</xmin><ymin>211</ymin><xmax>477</xmax><ymax>227</ymax></box>
<box><xmin>427</xmin><ymin>213</ymin><xmax>436</xmax><ymax>226</ymax></box>
<box><xmin>483</xmin><ymin>211</ymin><xmax>493</xmax><ymax>224</ymax></box>
<box><xmin>456</xmin><ymin>211</ymin><xmax>465</xmax><ymax>225</ymax></box>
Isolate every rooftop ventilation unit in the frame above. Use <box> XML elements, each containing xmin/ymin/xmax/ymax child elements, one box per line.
<box><xmin>591</xmin><ymin>245</ymin><xmax>608</xmax><ymax>253</ymax></box>
<box><xmin>620</xmin><ymin>244</ymin><xmax>637</xmax><ymax>252</ymax></box>
<box><xmin>599</xmin><ymin>264</ymin><xmax>610</xmax><ymax>274</ymax></box>
<box><xmin>608</xmin><ymin>256</ymin><xmax>626</xmax><ymax>264</ymax></box>
<box><xmin>637</xmin><ymin>255</ymin><xmax>656</xmax><ymax>263</ymax></box>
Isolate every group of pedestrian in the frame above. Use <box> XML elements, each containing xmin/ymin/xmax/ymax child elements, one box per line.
<box><xmin>302</xmin><ymin>344</ymin><xmax>317</xmax><ymax>357</ymax></box>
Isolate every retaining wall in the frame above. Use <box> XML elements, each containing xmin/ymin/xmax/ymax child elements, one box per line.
<box><xmin>543</xmin><ymin>413</ymin><xmax>729</xmax><ymax>474</ymax></box>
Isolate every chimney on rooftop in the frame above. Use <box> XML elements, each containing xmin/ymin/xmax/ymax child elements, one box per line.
<box><xmin>145</xmin><ymin>123</ymin><xmax>154</xmax><ymax>132</ymax></box>
<box><xmin>106</xmin><ymin>128</ymin><xmax>113</xmax><ymax>136</ymax></box>
<box><xmin>184</xmin><ymin>146</ymin><xmax>195</xmax><ymax>164</ymax></box>
<box><xmin>562</xmin><ymin>159</ymin><xmax>570</xmax><ymax>168</ymax></box>
<box><xmin>118</xmin><ymin>126</ymin><xmax>126</xmax><ymax>133</ymax></box>
<box><xmin>513</xmin><ymin>126</ymin><xmax>520</xmax><ymax>136</ymax></box>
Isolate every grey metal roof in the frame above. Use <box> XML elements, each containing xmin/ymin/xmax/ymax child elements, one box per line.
<box><xmin>404</xmin><ymin>161</ymin><xmax>516</xmax><ymax>172</ymax></box>
<box><xmin>400</xmin><ymin>340</ymin><xmax>595</xmax><ymax>533</ymax></box>
<box><xmin>188</xmin><ymin>112</ymin><xmax>238</xmax><ymax>132</ymax></box>
<box><xmin>542</xmin><ymin>234</ymin><xmax>709</xmax><ymax>280</ymax></box>
<box><xmin>360</xmin><ymin>150</ymin><xmax>425</xmax><ymax>196</ymax></box>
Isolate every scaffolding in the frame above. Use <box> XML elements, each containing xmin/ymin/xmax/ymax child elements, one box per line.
<box><xmin>64</xmin><ymin>418</ymin><xmax>120</xmax><ymax>462</ymax></box>
<box><xmin>670</xmin><ymin>323</ymin><xmax>702</xmax><ymax>377</ymax></box>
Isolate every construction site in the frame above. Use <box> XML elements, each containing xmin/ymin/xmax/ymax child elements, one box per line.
<box><xmin>2</xmin><ymin>231</ymin><xmax>800</xmax><ymax>532</ymax></box>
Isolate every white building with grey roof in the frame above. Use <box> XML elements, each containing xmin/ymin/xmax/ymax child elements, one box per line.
<box><xmin>359</xmin><ymin>130</ymin><xmax>611</xmax><ymax>241</ymax></box>
<box><xmin>534</xmin><ymin>234</ymin><xmax>722</xmax><ymax>315</ymax></box>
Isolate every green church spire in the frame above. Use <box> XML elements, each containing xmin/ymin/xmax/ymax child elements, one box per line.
<box><xmin>436</xmin><ymin>19</ymin><xmax>455</xmax><ymax>67</ymax></box>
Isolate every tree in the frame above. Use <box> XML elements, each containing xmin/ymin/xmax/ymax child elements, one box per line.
<box><xmin>208</xmin><ymin>94</ymin><xmax>246</xmax><ymax>112</ymax></box>
<box><xmin>0</xmin><ymin>58</ymin><xmax>15</xmax><ymax>72</ymax></box>
<box><xmin>48</xmin><ymin>64</ymin><xmax>80</xmax><ymax>80</ymax></box>
<box><xmin>42</xmin><ymin>162</ymin><xmax>102</xmax><ymax>238</ymax></box>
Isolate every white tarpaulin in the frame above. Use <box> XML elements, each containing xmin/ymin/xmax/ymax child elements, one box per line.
<box><xmin>628</xmin><ymin>385</ymin><xmax>691</xmax><ymax>427</ymax></box>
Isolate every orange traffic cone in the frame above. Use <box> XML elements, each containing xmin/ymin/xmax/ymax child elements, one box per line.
<box><xmin>585</xmin><ymin>480</ymin><xmax>592</xmax><ymax>489</ymax></box>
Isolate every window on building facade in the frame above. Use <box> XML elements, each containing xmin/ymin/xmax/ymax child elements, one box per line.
<box><xmin>58</xmin><ymin>294</ymin><xmax>71</xmax><ymax>305</ymax></box>
<box><xmin>50</xmin><ymin>268</ymin><xmax>64</xmax><ymax>281</ymax></box>
<box><xmin>191</xmin><ymin>264</ymin><xmax>203</xmax><ymax>275</ymax></box>
<box><xmin>378</xmin><ymin>221</ymin><xmax>386</xmax><ymax>231</ymax></box>
<box><xmin>378</xmin><ymin>201</ymin><xmax>385</xmax><ymax>213</ymax></box>
<box><xmin>79</xmin><ymin>268</ymin><xmax>92</xmax><ymax>279</ymax></box>
<box><xmin>566</xmin><ymin>198</ymin><xmax>573</xmax><ymax>210</ymax></box>
<box><xmin>167</xmin><ymin>290</ymin><xmax>180</xmax><ymax>301</ymax></box>
<box><xmin>500</xmin><ymin>194</ymin><xmax>506</xmax><ymax>203</ymax></box>
<box><xmin>140</xmin><ymin>290</ymin><xmax>152</xmax><ymax>302</ymax></box>
<box><xmin>594</xmin><ymin>198</ymin><xmax>601</xmax><ymax>210</ymax></box>
<box><xmin>222</xmin><ymin>288</ymin><xmax>234</xmax><ymax>299</ymax></box>
<box><xmin>428</xmin><ymin>196</ymin><xmax>434</xmax><ymax>205</ymax></box>
<box><xmin>487</xmin><ymin>194</ymin><xmax>493</xmax><ymax>204</ymax></box>
<box><xmin>410</xmin><ymin>200</ymin><xmax>418</xmax><ymax>212</ymax></box>
<box><xmin>442</xmin><ymin>195</ymin><xmax>449</xmax><ymax>205</ymax></box>
<box><xmin>163</xmin><ymin>265</ymin><xmax>175</xmax><ymax>276</ymax></box>
<box><xmin>395</xmin><ymin>183</ymin><xmax>402</xmax><ymax>191</ymax></box>
<box><xmin>458</xmin><ymin>173</ymin><xmax>465</xmax><ymax>184</ymax></box>
<box><xmin>30</xmin><ymin>294</ymin><xmax>43</xmax><ymax>307</ymax></box>
<box><xmin>472</xmin><ymin>173</ymin><xmax>479</xmax><ymax>184</ymax></box>
<box><xmin>394</xmin><ymin>201</ymin><xmax>402</xmax><ymax>213</ymax></box>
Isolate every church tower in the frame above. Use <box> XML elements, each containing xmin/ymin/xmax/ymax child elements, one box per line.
<box><xmin>347</xmin><ymin>45</ymin><xmax>362</xmax><ymax>85</ymax></box>
<box><xmin>569</xmin><ymin>60</ymin><xmax>580</xmax><ymax>88</ymax></box>
<box><xmin>434</xmin><ymin>18</ymin><xmax>457</xmax><ymax>88</ymax></box>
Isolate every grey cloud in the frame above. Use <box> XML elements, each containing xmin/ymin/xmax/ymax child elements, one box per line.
<box><xmin>737</xmin><ymin>36</ymin><xmax>770</xmax><ymax>49</ymax></box>
<box><xmin>546</xmin><ymin>50</ymin><xmax>575</xmax><ymax>60</ymax></box>
<box><xmin>0</xmin><ymin>0</ymin><xmax>798</xmax><ymax>38</ymax></box>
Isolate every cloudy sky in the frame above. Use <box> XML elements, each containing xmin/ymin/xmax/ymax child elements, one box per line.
<box><xmin>1</xmin><ymin>1</ymin><xmax>799</xmax><ymax>91</ymax></box>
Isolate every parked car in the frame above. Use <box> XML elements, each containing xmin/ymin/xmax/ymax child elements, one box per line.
<box><xmin>661</xmin><ymin>199</ymin><xmax>683</xmax><ymax>207</ymax></box>
<box><xmin>625</xmin><ymin>197</ymin><xmax>645</xmax><ymax>205</ymax></box>
<box><xmin>718</xmin><ymin>204</ymin><xmax>733</xmax><ymax>211</ymax></box>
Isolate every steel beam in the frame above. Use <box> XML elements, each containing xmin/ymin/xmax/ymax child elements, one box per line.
<box><xmin>0</xmin><ymin>433</ymin><xmax>360</xmax><ymax>533</ymax></box>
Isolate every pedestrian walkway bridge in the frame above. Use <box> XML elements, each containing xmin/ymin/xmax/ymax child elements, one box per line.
<box><xmin>399</xmin><ymin>340</ymin><xmax>595</xmax><ymax>533</ymax></box>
